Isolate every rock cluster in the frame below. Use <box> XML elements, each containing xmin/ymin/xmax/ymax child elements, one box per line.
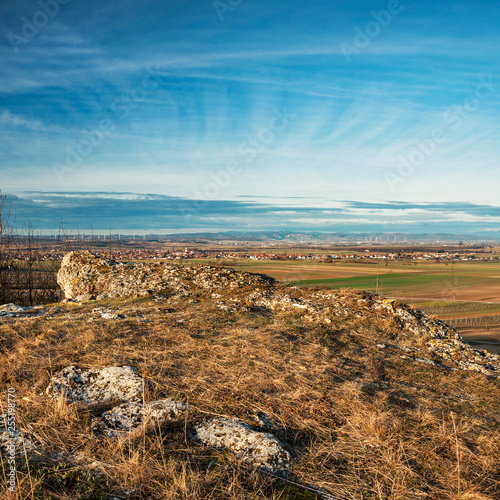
<box><xmin>42</xmin><ymin>365</ymin><xmax>290</xmax><ymax>473</ymax></box>
<box><xmin>0</xmin><ymin>303</ymin><xmax>49</xmax><ymax>319</ymax></box>
<box><xmin>45</xmin><ymin>366</ymin><xmax>187</xmax><ymax>438</ymax></box>
<box><xmin>373</xmin><ymin>298</ymin><xmax>461</xmax><ymax>340</ymax></box>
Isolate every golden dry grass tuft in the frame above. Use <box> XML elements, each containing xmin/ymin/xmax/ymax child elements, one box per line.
<box><xmin>0</xmin><ymin>287</ymin><xmax>499</xmax><ymax>499</ymax></box>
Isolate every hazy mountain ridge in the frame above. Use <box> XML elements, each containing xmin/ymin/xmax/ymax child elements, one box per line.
<box><xmin>158</xmin><ymin>231</ymin><xmax>500</xmax><ymax>244</ymax></box>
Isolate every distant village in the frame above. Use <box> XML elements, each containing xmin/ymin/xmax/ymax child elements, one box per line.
<box><xmin>7</xmin><ymin>231</ymin><xmax>499</xmax><ymax>263</ymax></box>
<box><xmin>102</xmin><ymin>248</ymin><xmax>495</xmax><ymax>262</ymax></box>
<box><xmin>19</xmin><ymin>246</ymin><xmax>497</xmax><ymax>263</ymax></box>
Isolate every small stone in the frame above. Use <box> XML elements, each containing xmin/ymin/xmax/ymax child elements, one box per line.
<box><xmin>0</xmin><ymin>303</ymin><xmax>29</xmax><ymax>313</ymax></box>
<box><xmin>75</xmin><ymin>293</ymin><xmax>95</xmax><ymax>302</ymax></box>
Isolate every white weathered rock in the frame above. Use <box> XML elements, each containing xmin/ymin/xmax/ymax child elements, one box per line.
<box><xmin>75</xmin><ymin>293</ymin><xmax>95</xmax><ymax>302</ymax></box>
<box><xmin>0</xmin><ymin>415</ymin><xmax>38</xmax><ymax>457</ymax></box>
<box><xmin>91</xmin><ymin>399</ymin><xmax>187</xmax><ymax>438</ymax></box>
<box><xmin>0</xmin><ymin>303</ymin><xmax>46</xmax><ymax>320</ymax></box>
<box><xmin>92</xmin><ymin>308</ymin><xmax>127</xmax><ymax>320</ymax></box>
<box><xmin>192</xmin><ymin>417</ymin><xmax>291</xmax><ymax>473</ymax></box>
<box><xmin>0</xmin><ymin>303</ymin><xmax>32</xmax><ymax>318</ymax></box>
<box><xmin>57</xmin><ymin>251</ymin><xmax>274</xmax><ymax>301</ymax></box>
<box><xmin>0</xmin><ymin>303</ymin><xmax>28</xmax><ymax>313</ymax></box>
<box><xmin>46</xmin><ymin>366</ymin><xmax>144</xmax><ymax>404</ymax></box>
<box><xmin>373</xmin><ymin>298</ymin><xmax>461</xmax><ymax>340</ymax></box>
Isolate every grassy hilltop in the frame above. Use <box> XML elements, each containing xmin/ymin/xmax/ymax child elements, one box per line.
<box><xmin>0</xmin><ymin>252</ymin><xmax>499</xmax><ymax>499</ymax></box>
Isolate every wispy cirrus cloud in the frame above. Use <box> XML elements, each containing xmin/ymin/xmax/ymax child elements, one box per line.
<box><xmin>0</xmin><ymin>110</ymin><xmax>53</xmax><ymax>131</ymax></box>
<box><xmin>1</xmin><ymin>0</ymin><xmax>499</xmax><ymax>221</ymax></box>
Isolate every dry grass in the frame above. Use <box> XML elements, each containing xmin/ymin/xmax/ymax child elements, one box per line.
<box><xmin>0</xmin><ymin>288</ymin><xmax>499</xmax><ymax>499</ymax></box>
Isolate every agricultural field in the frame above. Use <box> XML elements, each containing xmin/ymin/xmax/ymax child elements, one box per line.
<box><xmin>222</xmin><ymin>259</ymin><xmax>500</xmax><ymax>300</ymax></box>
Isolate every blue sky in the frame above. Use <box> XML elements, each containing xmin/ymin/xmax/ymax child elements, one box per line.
<box><xmin>1</xmin><ymin>0</ymin><xmax>499</xmax><ymax>234</ymax></box>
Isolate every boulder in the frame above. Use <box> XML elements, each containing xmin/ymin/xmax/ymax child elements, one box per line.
<box><xmin>91</xmin><ymin>399</ymin><xmax>187</xmax><ymax>438</ymax></box>
<box><xmin>46</xmin><ymin>366</ymin><xmax>144</xmax><ymax>404</ymax></box>
<box><xmin>56</xmin><ymin>251</ymin><xmax>274</xmax><ymax>301</ymax></box>
<box><xmin>192</xmin><ymin>417</ymin><xmax>291</xmax><ymax>473</ymax></box>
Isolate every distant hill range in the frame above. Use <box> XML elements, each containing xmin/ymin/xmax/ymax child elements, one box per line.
<box><xmin>155</xmin><ymin>231</ymin><xmax>500</xmax><ymax>244</ymax></box>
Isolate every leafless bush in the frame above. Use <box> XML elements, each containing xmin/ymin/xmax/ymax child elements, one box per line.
<box><xmin>0</xmin><ymin>192</ymin><xmax>63</xmax><ymax>306</ymax></box>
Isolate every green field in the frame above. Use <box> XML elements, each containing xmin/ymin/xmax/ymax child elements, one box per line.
<box><xmin>187</xmin><ymin>258</ymin><xmax>500</xmax><ymax>302</ymax></box>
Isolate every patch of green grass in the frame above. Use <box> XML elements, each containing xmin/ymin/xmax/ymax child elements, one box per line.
<box><xmin>1</xmin><ymin>460</ymin><xmax>111</xmax><ymax>499</ymax></box>
<box><xmin>272</xmin><ymin>484</ymin><xmax>321</xmax><ymax>499</ymax></box>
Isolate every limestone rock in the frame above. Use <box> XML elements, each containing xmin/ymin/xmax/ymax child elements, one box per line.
<box><xmin>57</xmin><ymin>251</ymin><xmax>274</xmax><ymax>301</ymax></box>
<box><xmin>192</xmin><ymin>417</ymin><xmax>291</xmax><ymax>473</ymax></box>
<box><xmin>92</xmin><ymin>307</ymin><xmax>127</xmax><ymax>320</ymax></box>
<box><xmin>75</xmin><ymin>293</ymin><xmax>95</xmax><ymax>302</ymax></box>
<box><xmin>46</xmin><ymin>366</ymin><xmax>143</xmax><ymax>404</ymax></box>
<box><xmin>0</xmin><ymin>303</ymin><xmax>31</xmax><ymax>318</ymax></box>
<box><xmin>375</xmin><ymin>298</ymin><xmax>460</xmax><ymax>340</ymax></box>
<box><xmin>0</xmin><ymin>303</ymin><xmax>49</xmax><ymax>320</ymax></box>
<box><xmin>0</xmin><ymin>303</ymin><xmax>28</xmax><ymax>314</ymax></box>
<box><xmin>91</xmin><ymin>399</ymin><xmax>187</xmax><ymax>438</ymax></box>
<box><xmin>0</xmin><ymin>415</ymin><xmax>38</xmax><ymax>457</ymax></box>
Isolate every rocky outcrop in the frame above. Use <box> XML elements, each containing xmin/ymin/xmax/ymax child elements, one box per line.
<box><xmin>192</xmin><ymin>417</ymin><xmax>291</xmax><ymax>473</ymax></box>
<box><xmin>45</xmin><ymin>365</ymin><xmax>290</xmax><ymax>471</ymax></box>
<box><xmin>57</xmin><ymin>251</ymin><xmax>274</xmax><ymax>301</ymax></box>
<box><xmin>55</xmin><ymin>252</ymin><xmax>500</xmax><ymax>377</ymax></box>
<box><xmin>373</xmin><ymin>298</ymin><xmax>461</xmax><ymax>340</ymax></box>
